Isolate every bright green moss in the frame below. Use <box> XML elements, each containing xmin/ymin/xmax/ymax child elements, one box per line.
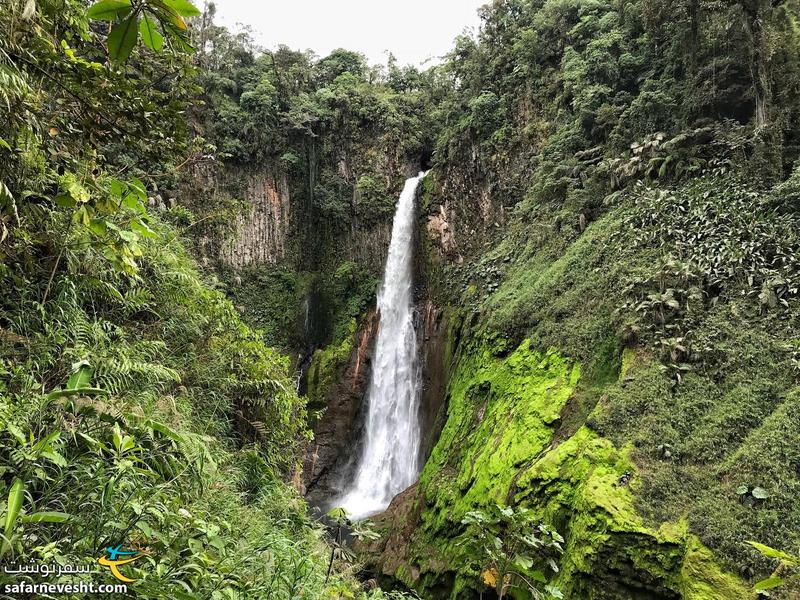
<box><xmin>305</xmin><ymin>318</ymin><xmax>357</xmax><ymax>407</ymax></box>
<box><xmin>401</xmin><ymin>336</ymin><xmax>748</xmax><ymax>599</ymax></box>
<box><xmin>620</xmin><ymin>346</ymin><xmax>637</xmax><ymax>379</ymax></box>
<box><xmin>419</xmin><ymin>339</ymin><xmax>580</xmax><ymax>527</ymax></box>
<box><xmin>680</xmin><ymin>539</ymin><xmax>752</xmax><ymax>600</ymax></box>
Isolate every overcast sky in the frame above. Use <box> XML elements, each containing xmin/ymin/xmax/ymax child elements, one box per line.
<box><xmin>210</xmin><ymin>0</ymin><xmax>486</xmax><ymax>66</ymax></box>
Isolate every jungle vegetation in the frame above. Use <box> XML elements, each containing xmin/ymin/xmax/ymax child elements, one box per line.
<box><xmin>2</xmin><ymin>0</ymin><xmax>800</xmax><ymax>598</ymax></box>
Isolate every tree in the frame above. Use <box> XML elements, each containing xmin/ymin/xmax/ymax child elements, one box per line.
<box><xmin>460</xmin><ymin>504</ymin><xmax>564</xmax><ymax>600</ymax></box>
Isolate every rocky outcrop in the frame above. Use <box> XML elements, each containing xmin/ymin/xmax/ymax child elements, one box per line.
<box><xmin>219</xmin><ymin>166</ymin><xmax>289</xmax><ymax>268</ymax></box>
<box><xmin>302</xmin><ymin>310</ymin><xmax>378</xmax><ymax>507</ymax></box>
<box><xmin>422</xmin><ymin>171</ymin><xmax>506</xmax><ymax>262</ymax></box>
<box><xmin>186</xmin><ymin>161</ymin><xmax>290</xmax><ymax>268</ymax></box>
<box><xmin>416</xmin><ymin>300</ymin><xmax>450</xmax><ymax>464</ymax></box>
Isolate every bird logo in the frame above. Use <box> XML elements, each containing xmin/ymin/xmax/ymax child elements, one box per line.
<box><xmin>97</xmin><ymin>544</ymin><xmax>146</xmax><ymax>583</ymax></box>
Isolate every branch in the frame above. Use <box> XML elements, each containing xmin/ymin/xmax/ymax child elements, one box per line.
<box><xmin>9</xmin><ymin>51</ymin><xmax>141</xmax><ymax>139</ymax></box>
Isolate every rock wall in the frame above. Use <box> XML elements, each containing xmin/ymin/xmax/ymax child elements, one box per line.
<box><xmin>416</xmin><ymin>300</ymin><xmax>450</xmax><ymax>465</ymax></box>
<box><xmin>421</xmin><ymin>169</ymin><xmax>507</xmax><ymax>265</ymax></box>
<box><xmin>345</xmin><ymin>222</ymin><xmax>393</xmax><ymax>274</ymax></box>
<box><xmin>187</xmin><ymin>161</ymin><xmax>291</xmax><ymax>268</ymax></box>
<box><xmin>302</xmin><ymin>310</ymin><xmax>378</xmax><ymax>507</ymax></box>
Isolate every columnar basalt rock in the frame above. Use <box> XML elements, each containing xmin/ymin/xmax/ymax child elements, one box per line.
<box><xmin>186</xmin><ymin>161</ymin><xmax>290</xmax><ymax>268</ymax></box>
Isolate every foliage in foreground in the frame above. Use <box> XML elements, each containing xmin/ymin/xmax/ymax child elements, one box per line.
<box><xmin>0</xmin><ymin>0</ymin><xmax>410</xmax><ymax>598</ymax></box>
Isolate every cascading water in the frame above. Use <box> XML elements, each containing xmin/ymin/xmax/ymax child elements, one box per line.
<box><xmin>336</xmin><ymin>172</ymin><xmax>427</xmax><ymax>520</ymax></box>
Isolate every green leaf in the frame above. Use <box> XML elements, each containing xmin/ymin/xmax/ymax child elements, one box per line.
<box><xmin>514</xmin><ymin>554</ymin><xmax>533</xmax><ymax>569</ymax></box>
<box><xmin>0</xmin><ymin>181</ymin><xmax>14</xmax><ymax>205</ymax></box>
<box><xmin>751</xmin><ymin>487</ymin><xmax>769</xmax><ymax>500</ymax></box>
<box><xmin>545</xmin><ymin>584</ymin><xmax>564</xmax><ymax>599</ymax></box>
<box><xmin>54</xmin><ymin>194</ymin><xmax>76</xmax><ymax>208</ymax></box>
<box><xmin>4</xmin><ymin>479</ymin><xmax>25</xmax><ymax>540</ymax></box>
<box><xmin>747</xmin><ymin>541</ymin><xmax>799</xmax><ymax>564</ymax></box>
<box><xmin>20</xmin><ymin>511</ymin><xmax>73</xmax><ymax>524</ymax></box>
<box><xmin>139</xmin><ymin>15</ymin><xmax>164</xmax><ymax>51</ymax></box>
<box><xmin>112</xmin><ymin>422</ymin><xmax>123</xmax><ymax>452</ymax></box>
<box><xmin>87</xmin><ymin>0</ymin><xmax>131</xmax><ymax>21</ymax></box>
<box><xmin>46</xmin><ymin>387</ymin><xmax>108</xmax><ymax>401</ymax></box>
<box><xmin>67</xmin><ymin>360</ymin><xmax>93</xmax><ymax>390</ymax></box>
<box><xmin>120</xmin><ymin>436</ymin><xmax>135</xmax><ymax>453</ymax></box>
<box><xmin>118</xmin><ymin>229</ymin><xmax>138</xmax><ymax>243</ymax></box>
<box><xmin>129</xmin><ymin>177</ymin><xmax>147</xmax><ymax>201</ymax></box>
<box><xmin>529</xmin><ymin>570</ymin><xmax>547</xmax><ymax>583</ymax></box>
<box><xmin>6</xmin><ymin>424</ymin><xmax>26</xmax><ymax>445</ymax></box>
<box><xmin>736</xmin><ymin>485</ymin><xmax>748</xmax><ymax>495</ymax></box>
<box><xmin>40</xmin><ymin>450</ymin><xmax>67</xmax><ymax>468</ymax></box>
<box><xmin>74</xmin><ymin>205</ymin><xmax>91</xmax><ymax>227</ymax></box>
<box><xmin>753</xmin><ymin>576</ymin><xmax>785</xmax><ymax>591</ymax></box>
<box><xmin>60</xmin><ymin>172</ymin><xmax>90</xmax><ymax>203</ymax></box>
<box><xmin>32</xmin><ymin>431</ymin><xmax>60</xmax><ymax>452</ymax></box>
<box><xmin>136</xmin><ymin>417</ymin><xmax>184</xmax><ymax>443</ymax></box>
<box><xmin>108</xmin><ymin>14</ymin><xmax>139</xmax><ymax>63</ymax></box>
<box><xmin>108</xmin><ymin>178</ymin><xmax>127</xmax><ymax>197</ymax></box>
<box><xmin>122</xmin><ymin>192</ymin><xmax>144</xmax><ymax>212</ymax></box>
<box><xmin>162</xmin><ymin>0</ymin><xmax>201</xmax><ymax>17</ymax></box>
<box><xmin>131</xmin><ymin>218</ymin><xmax>158</xmax><ymax>238</ymax></box>
<box><xmin>88</xmin><ymin>218</ymin><xmax>108</xmax><ymax>236</ymax></box>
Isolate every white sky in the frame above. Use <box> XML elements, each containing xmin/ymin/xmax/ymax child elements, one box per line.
<box><xmin>209</xmin><ymin>0</ymin><xmax>486</xmax><ymax>66</ymax></box>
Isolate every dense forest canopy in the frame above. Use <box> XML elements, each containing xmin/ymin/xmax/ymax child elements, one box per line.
<box><xmin>2</xmin><ymin>0</ymin><xmax>800</xmax><ymax>598</ymax></box>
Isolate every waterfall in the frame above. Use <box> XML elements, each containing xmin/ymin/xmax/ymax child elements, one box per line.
<box><xmin>336</xmin><ymin>172</ymin><xmax>427</xmax><ymax>520</ymax></box>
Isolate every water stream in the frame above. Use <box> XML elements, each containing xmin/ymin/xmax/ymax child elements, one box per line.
<box><xmin>336</xmin><ymin>172</ymin><xmax>427</xmax><ymax>520</ymax></box>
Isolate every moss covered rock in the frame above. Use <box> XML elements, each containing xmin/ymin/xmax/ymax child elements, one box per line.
<box><xmin>370</xmin><ymin>335</ymin><xmax>750</xmax><ymax>599</ymax></box>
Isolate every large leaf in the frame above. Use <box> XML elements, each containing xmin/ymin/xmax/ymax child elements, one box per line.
<box><xmin>139</xmin><ymin>15</ymin><xmax>164</xmax><ymax>51</ymax></box>
<box><xmin>753</xmin><ymin>576</ymin><xmax>785</xmax><ymax>591</ymax></box>
<box><xmin>107</xmin><ymin>14</ymin><xmax>139</xmax><ymax>63</ymax></box>
<box><xmin>747</xmin><ymin>541</ymin><xmax>799</xmax><ymax>565</ymax></box>
<box><xmin>131</xmin><ymin>218</ymin><xmax>158</xmax><ymax>238</ymax></box>
<box><xmin>128</xmin><ymin>177</ymin><xmax>147</xmax><ymax>201</ymax></box>
<box><xmin>46</xmin><ymin>387</ymin><xmax>108</xmax><ymax>401</ymax></box>
<box><xmin>122</xmin><ymin>192</ymin><xmax>145</xmax><ymax>212</ymax></box>
<box><xmin>3</xmin><ymin>479</ymin><xmax>25</xmax><ymax>543</ymax></box>
<box><xmin>162</xmin><ymin>0</ymin><xmax>201</xmax><ymax>17</ymax></box>
<box><xmin>67</xmin><ymin>360</ymin><xmax>93</xmax><ymax>390</ymax></box>
<box><xmin>87</xmin><ymin>0</ymin><xmax>132</xmax><ymax>21</ymax></box>
<box><xmin>20</xmin><ymin>512</ymin><xmax>73</xmax><ymax>524</ymax></box>
<box><xmin>513</xmin><ymin>554</ymin><xmax>533</xmax><ymax>569</ymax></box>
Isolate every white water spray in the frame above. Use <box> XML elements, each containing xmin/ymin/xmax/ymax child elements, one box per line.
<box><xmin>336</xmin><ymin>172</ymin><xmax>427</xmax><ymax>520</ymax></box>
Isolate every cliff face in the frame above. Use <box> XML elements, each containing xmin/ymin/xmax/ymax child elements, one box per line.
<box><xmin>187</xmin><ymin>161</ymin><xmax>291</xmax><ymax>268</ymax></box>
<box><xmin>218</xmin><ymin>166</ymin><xmax>290</xmax><ymax>268</ymax></box>
<box><xmin>301</xmin><ymin>310</ymin><xmax>377</xmax><ymax>505</ymax></box>
<box><xmin>420</xmin><ymin>169</ymin><xmax>507</xmax><ymax>266</ymax></box>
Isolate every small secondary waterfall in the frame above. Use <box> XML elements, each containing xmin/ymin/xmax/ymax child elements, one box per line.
<box><xmin>337</xmin><ymin>172</ymin><xmax>427</xmax><ymax>520</ymax></box>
